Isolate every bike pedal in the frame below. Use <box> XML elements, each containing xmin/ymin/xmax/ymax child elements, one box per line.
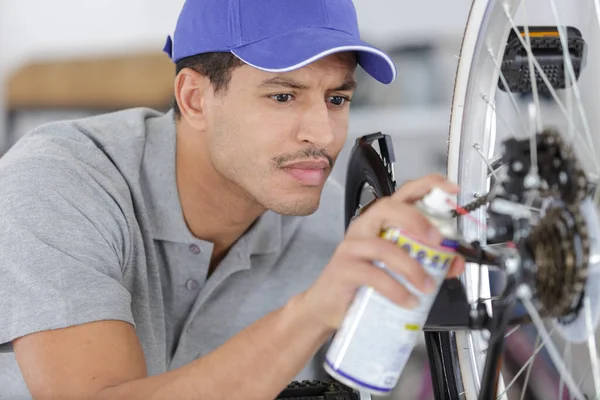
<box><xmin>499</xmin><ymin>26</ymin><xmax>586</xmax><ymax>94</ymax></box>
<box><xmin>276</xmin><ymin>380</ymin><xmax>360</xmax><ymax>400</ymax></box>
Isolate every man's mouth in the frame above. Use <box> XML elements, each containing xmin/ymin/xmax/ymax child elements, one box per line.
<box><xmin>282</xmin><ymin>159</ymin><xmax>330</xmax><ymax>186</ymax></box>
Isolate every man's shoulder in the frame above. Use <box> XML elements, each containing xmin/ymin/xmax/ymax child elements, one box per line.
<box><xmin>1</xmin><ymin>107</ymin><xmax>167</xmax><ymax>181</ymax></box>
<box><xmin>12</xmin><ymin>107</ymin><xmax>163</xmax><ymax>153</ymax></box>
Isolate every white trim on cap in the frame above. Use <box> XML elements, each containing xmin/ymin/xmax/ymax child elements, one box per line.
<box><xmin>231</xmin><ymin>45</ymin><xmax>397</xmax><ymax>83</ymax></box>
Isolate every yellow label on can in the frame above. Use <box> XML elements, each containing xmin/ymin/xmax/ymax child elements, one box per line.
<box><xmin>380</xmin><ymin>227</ymin><xmax>456</xmax><ymax>272</ymax></box>
<box><xmin>404</xmin><ymin>323</ymin><xmax>420</xmax><ymax>331</ymax></box>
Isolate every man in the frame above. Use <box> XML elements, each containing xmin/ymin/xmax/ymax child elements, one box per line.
<box><xmin>0</xmin><ymin>0</ymin><xmax>464</xmax><ymax>399</ymax></box>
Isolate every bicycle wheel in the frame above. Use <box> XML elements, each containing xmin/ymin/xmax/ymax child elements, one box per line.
<box><xmin>443</xmin><ymin>0</ymin><xmax>600</xmax><ymax>399</ymax></box>
<box><xmin>344</xmin><ymin>132</ymin><xmax>396</xmax><ymax>228</ymax></box>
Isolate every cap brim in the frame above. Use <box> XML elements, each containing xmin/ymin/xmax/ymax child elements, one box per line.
<box><xmin>231</xmin><ymin>28</ymin><xmax>397</xmax><ymax>84</ymax></box>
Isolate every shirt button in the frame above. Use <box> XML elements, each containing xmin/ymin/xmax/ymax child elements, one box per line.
<box><xmin>186</xmin><ymin>279</ymin><xmax>199</xmax><ymax>291</ymax></box>
<box><xmin>189</xmin><ymin>244</ymin><xmax>201</xmax><ymax>254</ymax></box>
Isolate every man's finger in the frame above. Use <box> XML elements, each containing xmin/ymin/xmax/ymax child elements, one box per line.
<box><xmin>393</xmin><ymin>174</ymin><xmax>459</xmax><ymax>203</ymax></box>
<box><xmin>346</xmin><ymin>199</ymin><xmax>442</xmax><ymax>246</ymax></box>
<box><xmin>447</xmin><ymin>256</ymin><xmax>466</xmax><ymax>278</ymax></box>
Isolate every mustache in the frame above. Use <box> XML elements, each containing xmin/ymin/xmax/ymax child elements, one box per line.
<box><xmin>273</xmin><ymin>148</ymin><xmax>334</xmax><ymax>168</ymax></box>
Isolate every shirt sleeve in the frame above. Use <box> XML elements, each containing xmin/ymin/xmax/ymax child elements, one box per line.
<box><xmin>0</xmin><ymin>145</ymin><xmax>135</xmax><ymax>351</ymax></box>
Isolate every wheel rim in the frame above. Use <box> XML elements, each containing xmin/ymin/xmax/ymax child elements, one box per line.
<box><xmin>449</xmin><ymin>2</ymin><xmax>518</xmax><ymax>397</ymax></box>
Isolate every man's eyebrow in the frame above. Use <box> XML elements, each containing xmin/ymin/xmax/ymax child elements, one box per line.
<box><xmin>333</xmin><ymin>78</ymin><xmax>357</xmax><ymax>92</ymax></box>
<box><xmin>258</xmin><ymin>76</ymin><xmax>310</xmax><ymax>90</ymax></box>
<box><xmin>257</xmin><ymin>76</ymin><xmax>358</xmax><ymax>91</ymax></box>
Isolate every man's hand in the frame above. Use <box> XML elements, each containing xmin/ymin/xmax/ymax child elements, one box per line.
<box><xmin>298</xmin><ymin>173</ymin><xmax>466</xmax><ymax>331</ymax></box>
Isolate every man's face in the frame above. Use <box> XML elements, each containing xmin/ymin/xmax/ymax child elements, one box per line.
<box><xmin>202</xmin><ymin>53</ymin><xmax>357</xmax><ymax>216</ymax></box>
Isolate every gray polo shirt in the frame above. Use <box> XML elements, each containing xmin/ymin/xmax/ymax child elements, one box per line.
<box><xmin>0</xmin><ymin>108</ymin><xmax>344</xmax><ymax>399</ymax></box>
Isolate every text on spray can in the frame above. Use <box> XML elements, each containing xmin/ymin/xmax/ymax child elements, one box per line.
<box><xmin>323</xmin><ymin>224</ymin><xmax>458</xmax><ymax>395</ymax></box>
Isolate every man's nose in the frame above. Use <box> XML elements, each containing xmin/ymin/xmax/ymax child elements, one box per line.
<box><xmin>295</xmin><ymin>102</ymin><xmax>335</xmax><ymax>147</ymax></box>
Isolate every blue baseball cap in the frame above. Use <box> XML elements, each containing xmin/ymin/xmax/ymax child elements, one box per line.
<box><xmin>163</xmin><ymin>0</ymin><xmax>397</xmax><ymax>84</ymax></box>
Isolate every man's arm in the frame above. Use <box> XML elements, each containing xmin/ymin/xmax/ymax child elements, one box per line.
<box><xmin>14</xmin><ymin>294</ymin><xmax>331</xmax><ymax>400</ymax></box>
<box><xmin>14</xmin><ymin>174</ymin><xmax>465</xmax><ymax>400</ymax></box>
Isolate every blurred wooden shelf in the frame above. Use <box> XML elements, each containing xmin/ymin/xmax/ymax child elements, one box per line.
<box><xmin>6</xmin><ymin>52</ymin><xmax>175</xmax><ymax>110</ymax></box>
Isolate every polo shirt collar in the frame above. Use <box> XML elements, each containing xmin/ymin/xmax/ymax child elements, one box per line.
<box><xmin>141</xmin><ymin>110</ymin><xmax>283</xmax><ymax>255</ymax></box>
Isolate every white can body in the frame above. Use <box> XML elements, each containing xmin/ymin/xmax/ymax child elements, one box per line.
<box><xmin>324</xmin><ymin>227</ymin><xmax>457</xmax><ymax>395</ymax></box>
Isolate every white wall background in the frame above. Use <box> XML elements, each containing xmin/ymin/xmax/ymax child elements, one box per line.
<box><xmin>0</xmin><ymin>1</ymin><xmax>471</xmax><ymax>74</ymax></box>
<box><xmin>0</xmin><ymin>0</ymin><xmax>181</xmax><ymax>74</ymax></box>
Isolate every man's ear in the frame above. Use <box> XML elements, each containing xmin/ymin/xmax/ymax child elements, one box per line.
<box><xmin>174</xmin><ymin>68</ymin><xmax>212</xmax><ymax>130</ymax></box>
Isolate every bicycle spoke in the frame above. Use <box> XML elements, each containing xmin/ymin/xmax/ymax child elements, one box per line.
<box><xmin>503</xmin><ymin>2</ymin><xmax>600</xmax><ymax>175</ymax></box>
<box><xmin>473</xmin><ymin>143</ymin><xmax>502</xmax><ymax>182</ymax></box>
<box><xmin>577</xmin><ymin>365</ymin><xmax>592</xmax><ymax>393</ymax></box>
<box><xmin>520</xmin><ymin>334</ymin><xmax>540</xmax><ymax>400</ymax></box>
<box><xmin>550</xmin><ymin>0</ymin><xmax>576</xmax><ymax>146</ymax></box>
<box><xmin>548</xmin><ymin>0</ymin><xmax>600</xmax><ymax>174</ymax></box>
<box><xmin>559</xmin><ymin>342</ymin><xmax>572</xmax><ymax>400</ymax></box>
<box><xmin>565</xmin><ymin>47</ymin><xmax>575</xmax><ymax>145</ymax></box>
<box><xmin>487</xmin><ymin>48</ymin><xmax>529</xmax><ymax>135</ymax></box>
<box><xmin>527</xmin><ymin>103</ymin><xmax>540</xmax><ymax>186</ymax></box>
<box><xmin>480</xmin><ymin>93</ymin><xmax>519</xmax><ymax>138</ymax></box>
<box><xmin>495</xmin><ymin>329</ymin><xmax>553</xmax><ymax>399</ymax></box>
<box><xmin>505</xmin><ymin>325</ymin><xmax>521</xmax><ymax>339</ymax></box>
<box><xmin>584</xmin><ymin>296</ymin><xmax>600</xmax><ymax>398</ymax></box>
<box><xmin>520</xmin><ymin>293</ymin><xmax>585</xmax><ymax>400</ymax></box>
<box><xmin>520</xmin><ymin>2</ymin><xmax>543</xmax><ymax>134</ymax></box>
<box><xmin>595</xmin><ymin>0</ymin><xmax>600</xmax><ymax>41</ymax></box>
<box><xmin>564</xmin><ymin>41</ymin><xmax>575</xmax><ymax>149</ymax></box>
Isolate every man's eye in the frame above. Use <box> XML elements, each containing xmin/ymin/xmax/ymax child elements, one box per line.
<box><xmin>328</xmin><ymin>96</ymin><xmax>350</xmax><ymax>106</ymax></box>
<box><xmin>271</xmin><ymin>94</ymin><xmax>294</xmax><ymax>103</ymax></box>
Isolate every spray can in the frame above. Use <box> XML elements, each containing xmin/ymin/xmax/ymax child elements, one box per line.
<box><xmin>323</xmin><ymin>187</ymin><xmax>460</xmax><ymax>395</ymax></box>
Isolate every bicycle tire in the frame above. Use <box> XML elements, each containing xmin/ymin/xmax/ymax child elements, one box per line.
<box><xmin>425</xmin><ymin>1</ymin><xmax>493</xmax><ymax>398</ymax></box>
<box><xmin>344</xmin><ymin>134</ymin><xmax>395</xmax><ymax>229</ymax></box>
<box><xmin>276</xmin><ymin>380</ymin><xmax>360</xmax><ymax>399</ymax></box>
<box><xmin>437</xmin><ymin>1</ymin><xmax>520</xmax><ymax>398</ymax></box>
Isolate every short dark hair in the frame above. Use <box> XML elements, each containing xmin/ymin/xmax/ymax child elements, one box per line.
<box><xmin>172</xmin><ymin>52</ymin><xmax>244</xmax><ymax>118</ymax></box>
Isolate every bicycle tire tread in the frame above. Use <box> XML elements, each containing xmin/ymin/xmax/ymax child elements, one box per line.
<box><xmin>276</xmin><ymin>380</ymin><xmax>360</xmax><ymax>399</ymax></box>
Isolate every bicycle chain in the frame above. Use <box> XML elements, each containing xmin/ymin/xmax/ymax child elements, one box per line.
<box><xmin>453</xmin><ymin>129</ymin><xmax>590</xmax><ymax>318</ymax></box>
<box><xmin>450</xmin><ymin>193</ymin><xmax>490</xmax><ymax>218</ymax></box>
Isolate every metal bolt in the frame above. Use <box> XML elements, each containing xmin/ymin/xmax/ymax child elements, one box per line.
<box><xmin>524</xmin><ymin>173</ymin><xmax>540</xmax><ymax>189</ymax></box>
<box><xmin>505</xmin><ymin>257</ymin><xmax>520</xmax><ymax>274</ymax></box>
<box><xmin>517</xmin><ymin>284</ymin><xmax>532</xmax><ymax>299</ymax></box>
<box><xmin>470</xmin><ymin>308</ymin><xmax>480</xmax><ymax>320</ymax></box>
<box><xmin>559</xmin><ymin>171</ymin><xmax>568</xmax><ymax>184</ymax></box>
<box><xmin>512</xmin><ymin>161</ymin><xmax>524</xmax><ymax>172</ymax></box>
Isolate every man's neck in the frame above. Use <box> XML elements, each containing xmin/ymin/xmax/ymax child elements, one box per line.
<box><xmin>175</xmin><ymin>126</ymin><xmax>265</xmax><ymax>269</ymax></box>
